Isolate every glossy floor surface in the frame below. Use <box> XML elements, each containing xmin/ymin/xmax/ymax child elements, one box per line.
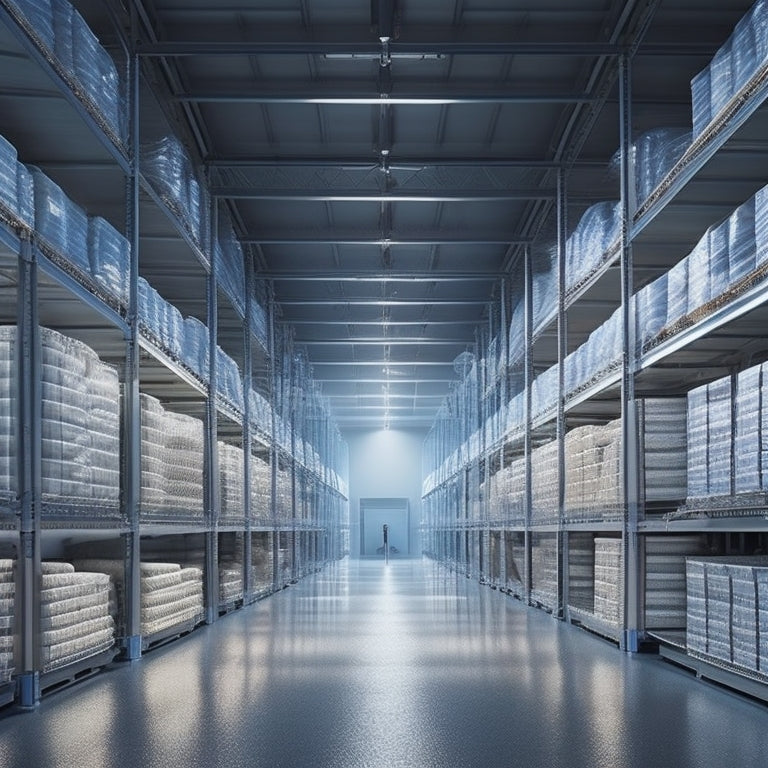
<box><xmin>1</xmin><ymin>558</ymin><xmax>768</xmax><ymax>768</ymax></box>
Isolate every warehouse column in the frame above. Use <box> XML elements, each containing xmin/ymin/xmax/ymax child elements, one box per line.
<box><xmin>619</xmin><ymin>52</ymin><xmax>642</xmax><ymax>653</ymax></box>
<box><xmin>122</xmin><ymin>41</ymin><xmax>142</xmax><ymax>662</ymax></box>
<box><xmin>16</xmin><ymin>235</ymin><xmax>41</xmax><ymax>707</ymax></box>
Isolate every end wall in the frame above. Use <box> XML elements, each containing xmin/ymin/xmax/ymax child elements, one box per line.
<box><xmin>344</xmin><ymin>427</ymin><xmax>426</xmax><ymax>558</ymax></box>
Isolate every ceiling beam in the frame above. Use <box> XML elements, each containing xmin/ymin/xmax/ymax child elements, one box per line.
<box><xmin>207</xmin><ymin>157</ymin><xmax>607</xmax><ymax>169</ymax></box>
<box><xmin>213</xmin><ymin>188</ymin><xmax>555</xmax><ymax>202</ymax></box>
<box><xmin>300</xmin><ymin>339</ymin><xmax>470</xmax><ymax>345</ymax></box>
<box><xmin>137</xmin><ymin>39</ymin><xmax>714</xmax><ymax>57</ymax></box>
<box><xmin>177</xmin><ymin>91</ymin><xmax>594</xmax><ymax>105</ymax></box>
<box><xmin>315</xmin><ymin>377</ymin><xmax>456</xmax><ymax>383</ymax></box>
<box><xmin>277</xmin><ymin>298</ymin><xmax>488</xmax><ymax>306</ymax></box>
<box><xmin>243</xmin><ymin>234</ymin><xmax>532</xmax><ymax>246</ymax></box>
<box><xmin>281</xmin><ymin>320</ymin><xmax>480</xmax><ymax>326</ymax></box>
<box><xmin>266</xmin><ymin>272</ymin><xmax>500</xmax><ymax>281</ymax></box>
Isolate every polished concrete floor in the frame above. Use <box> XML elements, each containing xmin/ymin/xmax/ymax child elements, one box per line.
<box><xmin>1</xmin><ymin>557</ymin><xmax>767</xmax><ymax>768</ymax></box>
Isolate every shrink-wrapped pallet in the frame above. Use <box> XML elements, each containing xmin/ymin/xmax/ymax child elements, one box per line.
<box><xmin>635</xmin><ymin>273</ymin><xmax>668</xmax><ymax>347</ymax></box>
<box><xmin>72</xmin><ymin>559</ymin><xmax>203</xmax><ymax>638</ymax></box>
<box><xmin>0</xmin><ymin>134</ymin><xmax>19</xmax><ymax>225</ymax></box>
<box><xmin>727</xmin><ymin>198</ymin><xmax>757</xmax><ymax>286</ymax></box>
<box><xmin>29</xmin><ymin>166</ymin><xmax>89</xmax><ymax>275</ymax></box>
<box><xmin>0</xmin><ymin>559</ymin><xmax>13</xmax><ymax>684</ymax></box>
<box><xmin>250</xmin><ymin>454</ymin><xmax>271</xmax><ymax>523</ymax></box>
<box><xmin>88</xmin><ymin>217</ymin><xmax>129</xmax><ymax>304</ymax></box>
<box><xmin>140</xmin><ymin>393</ymin><xmax>166</xmax><ymax>510</ymax></box>
<box><xmin>645</xmin><ymin>535</ymin><xmax>707</xmax><ymax>630</ymax></box>
<box><xmin>594</xmin><ymin>538</ymin><xmax>623</xmax><ymax>627</ymax></box>
<box><xmin>216</xmin><ymin>224</ymin><xmax>246</xmax><ymax>316</ymax></box>
<box><xmin>219</xmin><ymin>441</ymin><xmax>245</xmax><ymax>524</ymax></box>
<box><xmin>687</xmin><ymin>556</ymin><xmax>768</xmax><ymax>673</ymax></box>
<box><xmin>219</xmin><ymin>565</ymin><xmax>244</xmax><ymax>604</ymax></box>
<box><xmin>532</xmin><ymin>266</ymin><xmax>556</xmax><ymax>334</ymax></box>
<box><xmin>216</xmin><ymin>346</ymin><xmax>244</xmax><ymax>411</ymax></box>
<box><xmin>566</xmin><ymin>201</ymin><xmax>620</xmax><ymax>288</ymax></box>
<box><xmin>183</xmin><ymin>316</ymin><xmax>209</xmax><ymax>380</ymax></box>
<box><xmin>734</xmin><ymin>363</ymin><xmax>768</xmax><ymax>494</ymax></box>
<box><xmin>531</xmin><ymin>439</ymin><xmax>558</xmax><ymax>524</ymax></box>
<box><xmin>530</xmin><ymin>533</ymin><xmax>558</xmax><ymax>608</ymax></box>
<box><xmin>141</xmin><ymin>136</ymin><xmax>206</xmax><ymax>248</ymax></box>
<box><xmin>163</xmin><ymin>411</ymin><xmax>204</xmax><ymax>516</ymax></box>
<box><xmin>686</xmin><ymin>235</ymin><xmax>712</xmax><ymax>314</ymax></box>
<box><xmin>5</xmin><ymin>0</ymin><xmax>55</xmax><ymax>50</ymax></box>
<box><xmin>632</xmin><ymin>128</ymin><xmax>691</xmax><ymax>206</ymax></box>
<box><xmin>138</xmin><ymin>278</ymin><xmax>166</xmax><ymax>347</ymax></box>
<box><xmin>665</xmin><ymin>255</ymin><xmax>689</xmax><ymax>330</ymax></box>
<box><xmin>39</xmin><ymin>564</ymin><xmax>114</xmax><ymax>672</ymax></box>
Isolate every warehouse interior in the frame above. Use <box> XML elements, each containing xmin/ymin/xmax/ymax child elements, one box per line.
<box><xmin>1</xmin><ymin>0</ymin><xmax>768</xmax><ymax>763</ymax></box>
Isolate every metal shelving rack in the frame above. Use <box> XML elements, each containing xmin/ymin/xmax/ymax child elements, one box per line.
<box><xmin>422</xmin><ymin>8</ymin><xmax>768</xmax><ymax>696</ymax></box>
<box><xmin>0</xmin><ymin>0</ymin><xmax>348</xmax><ymax>709</ymax></box>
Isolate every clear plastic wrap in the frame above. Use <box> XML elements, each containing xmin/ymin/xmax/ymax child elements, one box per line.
<box><xmin>70</xmin><ymin>9</ymin><xmax>125</xmax><ymax>143</ymax></box>
<box><xmin>734</xmin><ymin>362</ymin><xmax>768</xmax><ymax>494</ymax></box>
<box><xmin>5</xmin><ymin>0</ymin><xmax>55</xmax><ymax>50</ymax></box>
<box><xmin>688</xmin><ymin>557</ymin><xmax>768</xmax><ymax>671</ymax></box>
<box><xmin>250</xmin><ymin>454</ymin><xmax>271</xmax><ymax>523</ymax></box>
<box><xmin>86</xmin><ymin>357</ymin><xmax>120</xmax><ymax>503</ymax></box>
<box><xmin>0</xmin><ymin>134</ymin><xmax>19</xmax><ymax>223</ymax></box>
<box><xmin>216</xmin><ymin>224</ymin><xmax>246</xmax><ymax>316</ymax></box>
<box><xmin>88</xmin><ymin>216</ymin><xmax>130</xmax><ymax>303</ymax></box>
<box><xmin>635</xmin><ymin>273</ymin><xmax>667</xmax><ymax>347</ymax></box>
<box><xmin>219</xmin><ymin>441</ymin><xmax>245</xmax><ymax>523</ymax></box>
<box><xmin>140</xmin><ymin>392</ymin><xmax>167</xmax><ymax>510</ymax></box>
<box><xmin>632</xmin><ymin>128</ymin><xmax>692</xmax><ymax>206</ymax></box>
<box><xmin>530</xmin><ymin>364</ymin><xmax>558</xmax><ymax>419</ymax></box>
<box><xmin>0</xmin><ymin>329</ymin><xmax>16</xmax><ymax>497</ymax></box>
<box><xmin>593</xmin><ymin>538</ymin><xmax>624</xmax><ymax>626</ymax></box>
<box><xmin>710</xmin><ymin>40</ymin><xmax>734</xmax><ymax>123</ymax></box>
<box><xmin>141</xmin><ymin>136</ymin><xmax>207</xmax><ymax>248</ymax></box>
<box><xmin>566</xmin><ymin>201</ymin><xmax>620</xmax><ymax>288</ymax></box>
<box><xmin>532</xmin><ymin>266</ymin><xmax>556</xmax><ymax>333</ymax></box>
<box><xmin>138</xmin><ymin>277</ymin><xmax>166</xmax><ymax>346</ymax></box>
<box><xmin>216</xmin><ymin>346</ymin><xmax>244</xmax><ymax>411</ymax></box>
<box><xmin>16</xmin><ymin>162</ymin><xmax>34</xmax><ymax>229</ymax></box>
<box><xmin>727</xmin><ymin>197</ymin><xmax>757</xmax><ymax>286</ymax></box>
<box><xmin>182</xmin><ymin>316</ymin><xmax>210</xmax><ymax>379</ymax></box>
<box><xmin>531</xmin><ymin>439</ymin><xmax>559</xmax><ymax>524</ymax></box>
<box><xmin>707</xmin><ymin>377</ymin><xmax>734</xmax><ymax>496</ymax></box>
<box><xmin>29</xmin><ymin>165</ymin><xmax>89</xmax><ymax>274</ymax></box>
<box><xmin>691</xmin><ymin>67</ymin><xmax>712</xmax><ymax>141</ymax></box>
<box><xmin>686</xmin><ymin>234</ymin><xmax>712</xmax><ymax>314</ymax></box>
<box><xmin>163</xmin><ymin>411</ymin><xmax>204</xmax><ymax>516</ymax></box>
<box><xmin>664</xmin><ymin>255</ymin><xmax>689</xmax><ymax>329</ymax></box>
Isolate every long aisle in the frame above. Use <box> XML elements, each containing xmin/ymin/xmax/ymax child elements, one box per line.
<box><xmin>1</xmin><ymin>558</ymin><xmax>767</xmax><ymax>767</ymax></box>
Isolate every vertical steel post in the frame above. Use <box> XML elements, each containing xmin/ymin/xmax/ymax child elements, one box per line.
<box><xmin>619</xmin><ymin>53</ymin><xmax>641</xmax><ymax>653</ymax></box>
<box><xmin>204</xmin><ymin>201</ymin><xmax>220</xmax><ymax>624</ymax></box>
<box><xmin>556</xmin><ymin>167</ymin><xmax>568</xmax><ymax>621</ymax></box>
<box><xmin>122</xmin><ymin>41</ymin><xmax>142</xmax><ymax>662</ymax></box>
<box><xmin>523</xmin><ymin>244</ymin><xmax>533</xmax><ymax>604</ymax></box>
<box><xmin>268</xmin><ymin>289</ymin><xmax>279</xmax><ymax>589</ymax></box>
<box><xmin>16</xmin><ymin>236</ymin><xmax>41</xmax><ymax>708</ymax></box>
<box><xmin>242</xmin><ymin>256</ymin><xmax>254</xmax><ymax>602</ymax></box>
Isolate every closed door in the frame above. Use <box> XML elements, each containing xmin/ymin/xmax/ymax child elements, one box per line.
<box><xmin>361</xmin><ymin>499</ymin><xmax>409</xmax><ymax>556</ymax></box>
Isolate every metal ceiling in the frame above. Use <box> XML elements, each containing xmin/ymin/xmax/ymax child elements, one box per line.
<box><xmin>80</xmin><ymin>0</ymin><xmax>760</xmax><ymax>430</ymax></box>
